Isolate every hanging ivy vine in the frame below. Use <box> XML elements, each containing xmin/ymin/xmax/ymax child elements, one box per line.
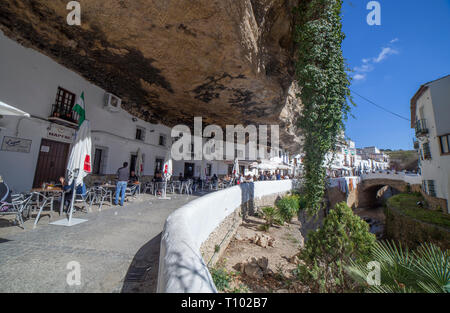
<box><xmin>294</xmin><ymin>0</ymin><xmax>353</xmax><ymax>216</ymax></box>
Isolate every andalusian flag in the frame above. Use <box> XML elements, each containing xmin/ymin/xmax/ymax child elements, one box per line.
<box><xmin>73</xmin><ymin>92</ymin><xmax>86</xmax><ymax>126</ymax></box>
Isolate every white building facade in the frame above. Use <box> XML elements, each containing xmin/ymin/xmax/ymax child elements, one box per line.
<box><xmin>411</xmin><ymin>75</ymin><xmax>450</xmax><ymax>212</ymax></box>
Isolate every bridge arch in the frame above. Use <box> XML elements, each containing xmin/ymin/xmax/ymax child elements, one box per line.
<box><xmin>357</xmin><ymin>179</ymin><xmax>408</xmax><ymax>208</ymax></box>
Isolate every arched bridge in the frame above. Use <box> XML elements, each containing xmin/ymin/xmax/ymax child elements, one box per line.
<box><xmin>328</xmin><ymin>173</ymin><xmax>422</xmax><ymax>209</ymax></box>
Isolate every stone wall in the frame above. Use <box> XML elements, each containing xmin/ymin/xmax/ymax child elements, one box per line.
<box><xmin>200</xmin><ymin>189</ymin><xmax>291</xmax><ymax>268</ymax></box>
<box><xmin>385</xmin><ymin>206</ymin><xmax>450</xmax><ymax>250</ymax></box>
<box><xmin>157</xmin><ymin>180</ymin><xmax>296</xmax><ymax>293</ymax></box>
<box><xmin>420</xmin><ymin>191</ymin><xmax>449</xmax><ymax>213</ymax></box>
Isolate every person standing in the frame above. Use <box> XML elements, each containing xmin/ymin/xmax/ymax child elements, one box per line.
<box><xmin>115</xmin><ymin>162</ymin><xmax>129</xmax><ymax>206</ymax></box>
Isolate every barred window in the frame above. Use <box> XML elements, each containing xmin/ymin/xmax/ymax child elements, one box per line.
<box><xmin>422</xmin><ymin>142</ymin><xmax>432</xmax><ymax>160</ymax></box>
<box><xmin>439</xmin><ymin>135</ymin><xmax>450</xmax><ymax>154</ymax></box>
<box><xmin>427</xmin><ymin>180</ymin><xmax>436</xmax><ymax>197</ymax></box>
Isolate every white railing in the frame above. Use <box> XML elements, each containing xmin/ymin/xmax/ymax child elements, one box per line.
<box><xmin>157</xmin><ymin>180</ymin><xmax>295</xmax><ymax>293</ymax></box>
<box><xmin>361</xmin><ymin>172</ymin><xmax>422</xmax><ymax>185</ymax></box>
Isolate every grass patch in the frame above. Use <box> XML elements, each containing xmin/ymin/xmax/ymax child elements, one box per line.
<box><xmin>387</xmin><ymin>194</ymin><xmax>450</xmax><ymax>229</ymax></box>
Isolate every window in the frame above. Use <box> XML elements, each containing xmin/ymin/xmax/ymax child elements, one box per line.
<box><xmin>159</xmin><ymin>134</ymin><xmax>166</xmax><ymax>146</ymax></box>
<box><xmin>136</xmin><ymin>127</ymin><xmax>145</xmax><ymax>141</ymax></box>
<box><xmin>422</xmin><ymin>142</ymin><xmax>432</xmax><ymax>160</ymax></box>
<box><xmin>439</xmin><ymin>135</ymin><xmax>450</xmax><ymax>155</ymax></box>
<box><xmin>206</xmin><ymin>164</ymin><xmax>212</xmax><ymax>176</ymax></box>
<box><xmin>427</xmin><ymin>180</ymin><xmax>436</xmax><ymax>197</ymax></box>
<box><xmin>51</xmin><ymin>87</ymin><xmax>77</xmax><ymax>123</ymax></box>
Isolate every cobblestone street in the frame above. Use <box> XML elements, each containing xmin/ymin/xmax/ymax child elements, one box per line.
<box><xmin>0</xmin><ymin>194</ymin><xmax>199</xmax><ymax>293</ymax></box>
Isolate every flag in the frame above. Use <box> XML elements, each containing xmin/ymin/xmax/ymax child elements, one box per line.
<box><xmin>73</xmin><ymin>92</ymin><xmax>86</xmax><ymax>126</ymax></box>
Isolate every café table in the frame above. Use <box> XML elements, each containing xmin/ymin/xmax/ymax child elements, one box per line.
<box><xmin>31</xmin><ymin>187</ymin><xmax>65</xmax><ymax>216</ymax></box>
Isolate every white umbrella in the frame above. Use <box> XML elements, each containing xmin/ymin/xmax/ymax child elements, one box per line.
<box><xmin>163</xmin><ymin>148</ymin><xmax>173</xmax><ymax>181</ymax></box>
<box><xmin>0</xmin><ymin>101</ymin><xmax>30</xmax><ymax>117</ymax></box>
<box><xmin>161</xmin><ymin>148</ymin><xmax>173</xmax><ymax>199</ymax></box>
<box><xmin>136</xmin><ymin>148</ymin><xmax>143</xmax><ymax>177</ymax></box>
<box><xmin>66</xmin><ymin>120</ymin><xmax>92</xmax><ymax>224</ymax></box>
<box><xmin>232</xmin><ymin>158</ymin><xmax>239</xmax><ymax>180</ymax></box>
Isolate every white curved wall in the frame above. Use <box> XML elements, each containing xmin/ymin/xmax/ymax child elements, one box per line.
<box><xmin>361</xmin><ymin>173</ymin><xmax>422</xmax><ymax>185</ymax></box>
<box><xmin>157</xmin><ymin>180</ymin><xmax>294</xmax><ymax>293</ymax></box>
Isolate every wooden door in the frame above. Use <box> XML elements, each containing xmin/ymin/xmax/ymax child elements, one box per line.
<box><xmin>33</xmin><ymin>139</ymin><xmax>70</xmax><ymax>188</ymax></box>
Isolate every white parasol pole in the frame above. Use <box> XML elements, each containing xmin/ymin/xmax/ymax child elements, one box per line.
<box><xmin>67</xmin><ymin>169</ymin><xmax>79</xmax><ymax>225</ymax></box>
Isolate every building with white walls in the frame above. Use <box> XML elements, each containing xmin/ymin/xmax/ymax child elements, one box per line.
<box><xmin>411</xmin><ymin>74</ymin><xmax>450</xmax><ymax>212</ymax></box>
<box><xmin>0</xmin><ymin>31</ymin><xmax>174</xmax><ymax>192</ymax></box>
<box><xmin>0</xmin><ymin>31</ymin><xmax>295</xmax><ymax>192</ymax></box>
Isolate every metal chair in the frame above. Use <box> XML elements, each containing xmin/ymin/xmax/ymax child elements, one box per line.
<box><xmin>0</xmin><ymin>194</ymin><xmax>32</xmax><ymax>228</ymax></box>
<box><xmin>90</xmin><ymin>186</ymin><xmax>112</xmax><ymax>211</ymax></box>
<box><xmin>142</xmin><ymin>182</ymin><xmax>154</xmax><ymax>195</ymax></box>
<box><xmin>31</xmin><ymin>192</ymin><xmax>54</xmax><ymax>227</ymax></box>
<box><xmin>171</xmin><ymin>181</ymin><xmax>182</xmax><ymax>194</ymax></box>
<box><xmin>154</xmin><ymin>182</ymin><xmax>165</xmax><ymax>196</ymax></box>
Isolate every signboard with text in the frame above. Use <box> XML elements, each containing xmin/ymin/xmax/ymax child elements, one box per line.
<box><xmin>1</xmin><ymin>136</ymin><xmax>32</xmax><ymax>153</ymax></box>
<box><xmin>47</xmin><ymin>124</ymin><xmax>75</xmax><ymax>143</ymax></box>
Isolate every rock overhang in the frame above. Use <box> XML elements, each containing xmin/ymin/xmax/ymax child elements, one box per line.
<box><xmin>0</xmin><ymin>0</ymin><xmax>303</xmax><ymax>152</ymax></box>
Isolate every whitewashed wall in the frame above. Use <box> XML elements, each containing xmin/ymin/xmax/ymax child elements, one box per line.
<box><xmin>157</xmin><ymin>180</ymin><xmax>294</xmax><ymax>293</ymax></box>
<box><xmin>0</xmin><ymin>31</ymin><xmax>174</xmax><ymax>192</ymax></box>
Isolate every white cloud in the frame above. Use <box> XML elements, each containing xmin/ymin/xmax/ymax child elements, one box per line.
<box><xmin>352</xmin><ymin>40</ymin><xmax>400</xmax><ymax>83</ymax></box>
<box><xmin>373</xmin><ymin>47</ymin><xmax>399</xmax><ymax>63</ymax></box>
<box><xmin>354</xmin><ymin>63</ymin><xmax>374</xmax><ymax>73</ymax></box>
<box><xmin>353</xmin><ymin>74</ymin><xmax>366</xmax><ymax>81</ymax></box>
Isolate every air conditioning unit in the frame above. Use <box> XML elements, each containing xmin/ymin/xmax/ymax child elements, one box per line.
<box><xmin>104</xmin><ymin>93</ymin><xmax>121</xmax><ymax>112</ymax></box>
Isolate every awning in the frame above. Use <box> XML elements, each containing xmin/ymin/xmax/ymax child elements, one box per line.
<box><xmin>0</xmin><ymin>101</ymin><xmax>30</xmax><ymax>117</ymax></box>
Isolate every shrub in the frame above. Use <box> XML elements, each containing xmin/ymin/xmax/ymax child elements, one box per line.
<box><xmin>297</xmin><ymin>202</ymin><xmax>376</xmax><ymax>292</ymax></box>
<box><xmin>276</xmin><ymin>196</ymin><xmax>300</xmax><ymax>223</ymax></box>
<box><xmin>210</xmin><ymin>267</ymin><xmax>232</xmax><ymax>292</ymax></box>
<box><xmin>347</xmin><ymin>241</ymin><xmax>450</xmax><ymax>293</ymax></box>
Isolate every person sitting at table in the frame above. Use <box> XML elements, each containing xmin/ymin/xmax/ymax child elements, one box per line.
<box><xmin>129</xmin><ymin>170</ymin><xmax>139</xmax><ymax>184</ymax></box>
<box><xmin>128</xmin><ymin>170</ymin><xmax>139</xmax><ymax>196</ymax></box>
<box><xmin>59</xmin><ymin>176</ymin><xmax>87</xmax><ymax>210</ymax></box>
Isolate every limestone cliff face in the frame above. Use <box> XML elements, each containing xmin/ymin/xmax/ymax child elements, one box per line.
<box><xmin>0</xmin><ymin>0</ymin><xmax>302</xmax><ymax>152</ymax></box>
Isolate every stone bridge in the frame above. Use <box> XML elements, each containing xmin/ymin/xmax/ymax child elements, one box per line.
<box><xmin>328</xmin><ymin>173</ymin><xmax>422</xmax><ymax>209</ymax></box>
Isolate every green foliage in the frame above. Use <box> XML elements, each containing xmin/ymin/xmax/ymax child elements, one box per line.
<box><xmin>388</xmin><ymin>194</ymin><xmax>450</xmax><ymax>229</ymax></box>
<box><xmin>294</xmin><ymin>0</ymin><xmax>352</xmax><ymax>216</ymax></box>
<box><xmin>210</xmin><ymin>267</ymin><xmax>232</xmax><ymax>292</ymax></box>
<box><xmin>259</xmin><ymin>206</ymin><xmax>278</xmax><ymax>229</ymax></box>
<box><xmin>276</xmin><ymin>196</ymin><xmax>300</xmax><ymax>223</ymax></box>
<box><xmin>347</xmin><ymin>241</ymin><xmax>450</xmax><ymax>293</ymax></box>
<box><xmin>297</xmin><ymin>202</ymin><xmax>376</xmax><ymax>292</ymax></box>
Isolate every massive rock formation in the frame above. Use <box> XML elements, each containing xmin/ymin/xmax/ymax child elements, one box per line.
<box><xmin>0</xmin><ymin>0</ymin><xmax>302</xmax><ymax>152</ymax></box>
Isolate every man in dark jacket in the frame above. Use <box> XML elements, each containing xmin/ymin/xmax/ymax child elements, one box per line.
<box><xmin>115</xmin><ymin>162</ymin><xmax>129</xmax><ymax>206</ymax></box>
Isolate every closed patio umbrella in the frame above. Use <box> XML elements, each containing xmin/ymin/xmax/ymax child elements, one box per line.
<box><xmin>65</xmin><ymin>120</ymin><xmax>92</xmax><ymax>225</ymax></box>
<box><xmin>136</xmin><ymin>148</ymin><xmax>143</xmax><ymax>177</ymax></box>
<box><xmin>0</xmin><ymin>101</ymin><xmax>30</xmax><ymax>117</ymax></box>
<box><xmin>161</xmin><ymin>148</ymin><xmax>173</xmax><ymax>199</ymax></box>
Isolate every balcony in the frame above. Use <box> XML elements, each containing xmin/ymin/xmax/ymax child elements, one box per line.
<box><xmin>415</xmin><ymin>119</ymin><xmax>428</xmax><ymax>137</ymax></box>
<box><xmin>48</xmin><ymin>103</ymin><xmax>80</xmax><ymax>128</ymax></box>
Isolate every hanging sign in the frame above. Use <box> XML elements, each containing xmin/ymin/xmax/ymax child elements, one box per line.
<box><xmin>47</xmin><ymin>124</ymin><xmax>75</xmax><ymax>143</ymax></box>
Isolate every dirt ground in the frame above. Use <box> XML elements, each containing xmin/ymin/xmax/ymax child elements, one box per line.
<box><xmin>217</xmin><ymin>215</ymin><xmax>309</xmax><ymax>293</ymax></box>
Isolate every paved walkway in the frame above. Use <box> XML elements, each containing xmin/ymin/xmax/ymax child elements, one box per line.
<box><xmin>0</xmin><ymin>193</ymin><xmax>200</xmax><ymax>293</ymax></box>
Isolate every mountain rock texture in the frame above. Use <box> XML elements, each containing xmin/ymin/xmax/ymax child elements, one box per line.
<box><xmin>0</xmin><ymin>0</ymin><xmax>303</xmax><ymax>151</ymax></box>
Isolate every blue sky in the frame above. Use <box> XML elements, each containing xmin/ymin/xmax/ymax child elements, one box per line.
<box><xmin>341</xmin><ymin>0</ymin><xmax>450</xmax><ymax>150</ymax></box>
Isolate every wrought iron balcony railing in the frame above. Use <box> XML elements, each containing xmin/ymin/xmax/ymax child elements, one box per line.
<box><xmin>415</xmin><ymin>119</ymin><xmax>428</xmax><ymax>137</ymax></box>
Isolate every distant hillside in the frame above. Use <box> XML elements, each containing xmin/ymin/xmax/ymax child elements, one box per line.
<box><xmin>384</xmin><ymin>150</ymin><xmax>419</xmax><ymax>171</ymax></box>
